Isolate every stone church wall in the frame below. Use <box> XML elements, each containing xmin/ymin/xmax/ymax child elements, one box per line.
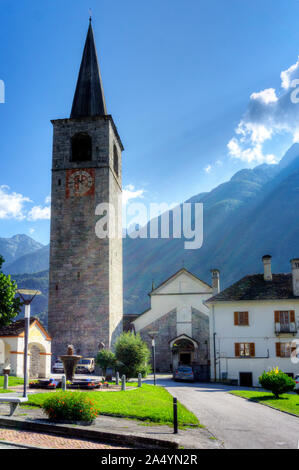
<box><xmin>135</xmin><ymin>307</ymin><xmax>210</xmax><ymax>372</ymax></box>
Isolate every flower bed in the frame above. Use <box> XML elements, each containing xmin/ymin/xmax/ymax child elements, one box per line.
<box><xmin>42</xmin><ymin>391</ymin><xmax>98</xmax><ymax>424</ymax></box>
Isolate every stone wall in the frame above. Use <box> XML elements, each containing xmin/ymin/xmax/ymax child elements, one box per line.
<box><xmin>133</xmin><ymin>307</ymin><xmax>210</xmax><ymax>373</ymax></box>
<box><xmin>191</xmin><ymin>308</ymin><xmax>210</xmax><ymax>364</ymax></box>
<box><xmin>137</xmin><ymin>309</ymin><xmax>177</xmax><ymax>373</ymax></box>
<box><xmin>48</xmin><ymin>116</ymin><xmax>123</xmax><ymax>361</ymax></box>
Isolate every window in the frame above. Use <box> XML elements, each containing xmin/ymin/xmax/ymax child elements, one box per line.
<box><xmin>276</xmin><ymin>342</ymin><xmax>296</xmax><ymax>358</ymax></box>
<box><xmin>71</xmin><ymin>133</ymin><xmax>92</xmax><ymax>162</ymax></box>
<box><xmin>235</xmin><ymin>343</ymin><xmax>255</xmax><ymax>357</ymax></box>
<box><xmin>113</xmin><ymin>144</ymin><xmax>119</xmax><ymax>176</ymax></box>
<box><xmin>274</xmin><ymin>311</ymin><xmax>295</xmax><ymax>333</ymax></box>
<box><xmin>234</xmin><ymin>312</ymin><xmax>249</xmax><ymax>326</ymax></box>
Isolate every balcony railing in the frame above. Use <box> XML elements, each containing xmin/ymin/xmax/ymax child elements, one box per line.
<box><xmin>275</xmin><ymin>322</ymin><xmax>297</xmax><ymax>335</ymax></box>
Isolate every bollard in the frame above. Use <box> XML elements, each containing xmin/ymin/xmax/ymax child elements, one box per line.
<box><xmin>138</xmin><ymin>373</ymin><xmax>142</xmax><ymax>388</ymax></box>
<box><xmin>173</xmin><ymin>397</ymin><xmax>178</xmax><ymax>434</ymax></box>
<box><xmin>121</xmin><ymin>374</ymin><xmax>126</xmax><ymax>391</ymax></box>
<box><xmin>3</xmin><ymin>374</ymin><xmax>8</xmax><ymax>390</ymax></box>
<box><xmin>115</xmin><ymin>371</ymin><xmax>119</xmax><ymax>386</ymax></box>
<box><xmin>61</xmin><ymin>374</ymin><xmax>67</xmax><ymax>391</ymax></box>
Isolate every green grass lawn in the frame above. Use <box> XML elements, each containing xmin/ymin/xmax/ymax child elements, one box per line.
<box><xmin>25</xmin><ymin>384</ymin><xmax>200</xmax><ymax>428</ymax></box>
<box><xmin>0</xmin><ymin>376</ymin><xmax>24</xmax><ymax>387</ymax></box>
<box><xmin>230</xmin><ymin>390</ymin><xmax>299</xmax><ymax>416</ymax></box>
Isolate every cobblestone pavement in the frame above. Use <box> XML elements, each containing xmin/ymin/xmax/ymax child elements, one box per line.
<box><xmin>0</xmin><ymin>428</ymin><xmax>129</xmax><ymax>449</ymax></box>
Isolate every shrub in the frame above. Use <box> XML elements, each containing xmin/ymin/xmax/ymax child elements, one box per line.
<box><xmin>115</xmin><ymin>332</ymin><xmax>151</xmax><ymax>379</ymax></box>
<box><xmin>0</xmin><ymin>255</ymin><xmax>22</xmax><ymax>327</ymax></box>
<box><xmin>136</xmin><ymin>363</ymin><xmax>152</xmax><ymax>378</ymax></box>
<box><xmin>96</xmin><ymin>349</ymin><xmax>116</xmax><ymax>377</ymax></box>
<box><xmin>259</xmin><ymin>367</ymin><xmax>296</xmax><ymax>398</ymax></box>
<box><xmin>42</xmin><ymin>392</ymin><xmax>98</xmax><ymax>423</ymax></box>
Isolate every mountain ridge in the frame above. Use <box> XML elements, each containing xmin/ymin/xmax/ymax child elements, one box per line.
<box><xmin>3</xmin><ymin>143</ymin><xmax>299</xmax><ymax>318</ymax></box>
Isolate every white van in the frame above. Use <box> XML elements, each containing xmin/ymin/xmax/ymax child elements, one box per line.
<box><xmin>76</xmin><ymin>358</ymin><xmax>95</xmax><ymax>374</ymax></box>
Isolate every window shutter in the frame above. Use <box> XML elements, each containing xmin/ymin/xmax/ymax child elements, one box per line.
<box><xmin>235</xmin><ymin>343</ymin><xmax>240</xmax><ymax>357</ymax></box>
<box><xmin>234</xmin><ymin>312</ymin><xmax>239</xmax><ymax>326</ymax></box>
<box><xmin>245</xmin><ymin>312</ymin><xmax>249</xmax><ymax>326</ymax></box>
<box><xmin>276</xmin><ymin>343</ymin><xmax>281</xmax><ymax>357</ymax></box>
<box><xmin>290</xmin><ymin>310</ymin><xmax>295</xmax><ymax>323</ymax></box>
<box><xmin>250</xmin><ymin>343</ymin><xmax>255</xmax><ymax>357</ymax></box>
<box><xmin>274</xmin><ymin>311</ymin><xmax>280</xmax><ymax>323</ymax></box>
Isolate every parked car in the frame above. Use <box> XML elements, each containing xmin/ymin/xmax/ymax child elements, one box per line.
<box><xmin>173</xmin><ymin>366</ymin><xmax>195</xmax><ymax>382</ymax></box>
<box><xmin>295</xmin><ymin>374</ymin><xmax>299</xmax><ymax>394</ymax></box>
<box><xmin>75</xmin><ymin>358</ymin><xmax>95</xmax><ymax>374</ymax></box>
<box><xmin>52</xmin><ymin>359</ymin><xmax>64</xmax><ymax>373</ymax></box>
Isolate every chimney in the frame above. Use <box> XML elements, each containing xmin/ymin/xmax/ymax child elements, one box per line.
<box><xmin>290</xmin><ymin>258</ymin><xmax>299</xmax><ymax>296</ymax></box>
<box><xmin>262</xmin><ymin>255</ymin><xmax>272</xmax><ymax>281</ymax></box>
<box><xmin>211</xmin><ymin>269</ymin><xmax>220</xmax><ymax>296</ymax></box>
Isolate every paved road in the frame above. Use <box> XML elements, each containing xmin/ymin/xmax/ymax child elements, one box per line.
<box><xmin>146</xmin><ymin>376</ymin><xmax>299</xmax><ymax>449</ymax></box>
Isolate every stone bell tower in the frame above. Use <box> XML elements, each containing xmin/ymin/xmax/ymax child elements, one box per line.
<box><xmin>48</xmin><ymin>20</ymin><xmax>123</xmax><ymax>359</ymax></box>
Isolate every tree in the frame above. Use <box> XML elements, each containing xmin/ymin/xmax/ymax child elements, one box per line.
<box><xmin>114</xmin><ymin>332</ymin><xmax>151</xmax><ymax>379</ymax></box>
<box><xmin>0</xmin><ymin>256</ymin><xmax>22</xmax><ymax>328</ymax></box>
<box><xmin>259</xmin><ymin>367</ymin><xmax>295</xmax><ymax>398</ymax></box>
<box><xmin>95</xmin><ymin>349</ymin><xmax>117</xmax><ymax>377</ymax></box>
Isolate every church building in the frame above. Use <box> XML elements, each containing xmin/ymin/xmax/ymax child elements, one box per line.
<box><xmin>125</xmin><ymin>268</ymin><xmax>220</xmax><ymax>380</ymax></box>
<box><xmin>48</xmin><ymin>20</ymin><xmax>123</xmax><ymax>359</ymax></box>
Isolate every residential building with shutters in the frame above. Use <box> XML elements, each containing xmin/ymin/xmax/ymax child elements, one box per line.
<box><xmin>206</xmin><ymin>255</ymin><xmax>299</xmax><ymax>387</ymax></box>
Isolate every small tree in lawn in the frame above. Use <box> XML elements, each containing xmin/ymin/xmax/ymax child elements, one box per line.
<box><xmin>114</xmin><ymin>332</ymin><xmax>151</xmax><ymax>379</ymax></box>
<box><xmin>259</xmin><ymin>367</ymin><xmax>296</xmax><ymax>399</ymax></box>
<box><xmin>0</xmin><ymin>255</ymin><xmax>22</xmax><ymax>328</ymax></box>
<box><xmin>96</xmin><ymin>349</ymin><xmax>117</xmax><ymax>378</ymax></box>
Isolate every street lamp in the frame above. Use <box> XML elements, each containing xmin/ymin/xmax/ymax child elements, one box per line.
<box><xmin>148</xmin><ymin>330</ymin><xmax>158</xmax><ymax>386</ymax></box>
<box><xmin>16</xmin><ymin>289</ymin><xmax>41</xmax><ymax>398</ymax></box>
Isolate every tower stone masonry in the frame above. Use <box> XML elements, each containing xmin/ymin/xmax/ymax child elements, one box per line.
<box><xmin>48</xmin><ymin>21</ymin><xmax>123</xmax><ymax>360</ymax></box>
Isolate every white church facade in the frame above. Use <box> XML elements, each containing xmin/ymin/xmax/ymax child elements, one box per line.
<box><xmin>128</xmin><ymin>268</ymin><xmax>217</xmax><ymax>380</ymax></box>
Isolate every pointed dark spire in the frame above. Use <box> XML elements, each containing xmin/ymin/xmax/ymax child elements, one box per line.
<box><xmin>70</xmin><ymin>21</ymin><xmax>107</xmax><ymax>118</ymax></box>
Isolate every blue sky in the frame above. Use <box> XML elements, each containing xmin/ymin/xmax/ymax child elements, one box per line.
<box><xmin>1</xmin><ymin>0</ymin><xmax>299</xmax><ymax>244</ymax></box>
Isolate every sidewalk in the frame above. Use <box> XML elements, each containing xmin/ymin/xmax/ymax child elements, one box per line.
<box><xmin>0</xmin><ymin>427</ymin><xmax>128</xmax><ymax>449</ymax></box>
<box><xmin>0</xmin><ymin>402</ymin><xmax>222</xmax><ymax>449</ymax></box>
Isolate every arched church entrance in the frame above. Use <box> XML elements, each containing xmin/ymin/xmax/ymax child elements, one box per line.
<box><xmin>170</xmin><ymin>335</ymin><xmax>198</xmax><ymax>370</ymax></box>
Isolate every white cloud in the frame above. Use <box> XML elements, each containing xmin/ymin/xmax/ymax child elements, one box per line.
<box><xmin>204</xmin><ymin>165</ymin><xmax>212</xmax><ymax>173</ymax></box>
<box><xmin>29</xmin><ymin>228</ymin><xmax>35</xmax><ymax>234</ymax></box>
<box><xmin>227</xmin><ymin>57</ymin><xmax>299</xmax><ymax>164</ymax></box>
<box><xmin>45</xmin><ymin>195</ymin><xmax>51</xmax><ymax>204</ymax></box>
<box><xmin>281</xmin><ymin>58</ymin><xmax>299</xmax><ymax>90</ymax></box>
<box><xmin>27</xmin><ymin>205</ymin><xmax>51</xmax><ymax>221</ymax></box>
<box><xmin>122</xmin><ymin>184</ymin><xmax>145</xmax><ymax>205</ymax></box>
<box><xmin>250</xmin><ymin>88</ymin><xmax>278</xmax><ymax>104</ymax></box>
<box><xmin>0</xmin><ymin>185</ymin><xmax>31</xmax><ymax>220</ymax></box>
<box><xmin>0</xmin><ymin>186</ymin><xmax>52</xmax><ymax>222</ymax></box>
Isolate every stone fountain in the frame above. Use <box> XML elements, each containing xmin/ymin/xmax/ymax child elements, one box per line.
<box><xmin>59</xmin><ymin>345</ymin><xmax>82</xmax><ymax>382</ymax></box>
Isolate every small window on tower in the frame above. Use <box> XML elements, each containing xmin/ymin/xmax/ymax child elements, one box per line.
<box><xmin>71</xmin><ymin>133</ymin><xmax>92</xmax><ymax>162</ymax></box>
<box><xmin>113</xmin><ymin>144</ymin><xmax>119</xmax><ymax>176</ymax></box>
